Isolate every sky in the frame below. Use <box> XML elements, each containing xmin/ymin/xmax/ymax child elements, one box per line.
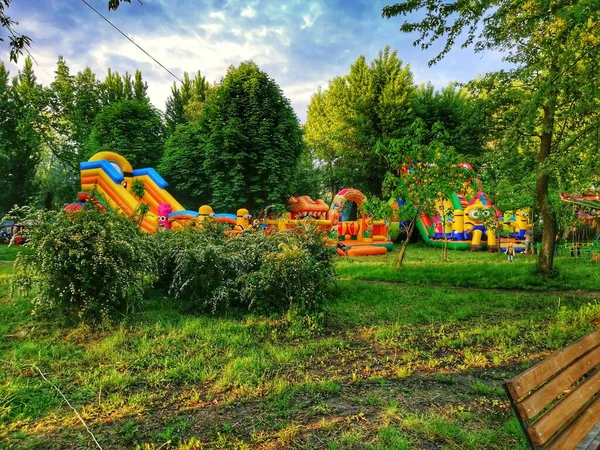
<box><xmin>3</xmin><ymin>0</ymin><xmax>509</xmax><ymax>122</ymax></box>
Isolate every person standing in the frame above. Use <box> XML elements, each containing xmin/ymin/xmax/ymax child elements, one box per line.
<box><xmin>524</xmin><ymin>231</ymin><xmax>534</xmax><ymax>254</ymax></box>
<box><xmin>506</xmin><ymin>242</ymin><xmax>515</xmax><ymax>262</ymax></box>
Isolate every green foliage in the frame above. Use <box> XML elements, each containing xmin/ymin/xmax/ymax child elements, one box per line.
<box><xmin>380</xmin><ymin>119</ymin><xmax>468</xmax><ymax>220</ymax></box>
<box><xmin>131</xmin><ymin>179</ymin><xmax>146</xmax><ymax>199</ymax></box>
<box><xmin>305</xmin><ymin>46</ymin><xmax>416</xmax><ymax>196</ymax></box>
<box><xmin>159</xmin><ymin>120</ymin><xmax>211</xmax><ymax>208</ymax></box>
<box><xmin>0</xmin><ymin>59</ymin><xmax>43</xmax><ymax>215</ymax></box>
<box><xmin>164</xmin><ymin>71</ymin><xmax>211</xmax><ymax>134</ymax></box>
<box><xmin>1</xmin><ymin>204</ymin><xmax>36</xmax><ymax>223</ymax></box>
<box><xmin>0</xmin><ymin>0</ymin><xmax>32</xmax><ymax>62</ymax></box>
<box><xmin>199</xmin><ymin>62</ymin><xmax>304</xmax><ymax>212</ymax></box>
<box><xmin>361</xmin><ymin>197</ymin><xmax>393</xmax><ymax>221</ymax></box>
<box><xmin>100</xmin><ymin>68</ymin><xmax>149</xmax><ymax>104</ymax></box>
<box><xmin>288</xmin><ymin>148</ymin><xmax>324</xmax><ymax>200</ymax></box>
<box><xmin>13</xmin><ymin>205</ymin><xmax>154</xmax><ymax>323</ymax></box>
<box><xmin>86</xmin><ymin>99</ymin><xmax>165</xmax><ymax>168</ymax></box>
<box><xmin>413</xmin><ymin>83</ymin><xmax>486</xmax><ymax>159</ymax></box>
<box><xmin>383</xmin><ymin>0</ymin><xmax>600</xmax><ymax>274</ymax></box>
<box><xmin>157</xmin><ymin>223</ymin><xmax>335</xmax><ymax>316</ymax></box>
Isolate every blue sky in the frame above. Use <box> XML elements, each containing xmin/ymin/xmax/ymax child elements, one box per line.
<box><xmin>3</xmin><ymin>0</ymin><xmax>508</xmax><ymax>122</ymax></box>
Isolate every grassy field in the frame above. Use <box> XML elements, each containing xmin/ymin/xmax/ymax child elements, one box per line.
<box><xmin>1</xmin><ymin>244</ymin><xmax>600</xmax><ymax>449</ymax></box>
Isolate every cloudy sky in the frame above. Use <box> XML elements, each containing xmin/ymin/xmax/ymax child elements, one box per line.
<box><xmin>3</xmin><ymin>0</ymin><xmax>508</xmax><ymax>122</ymax></box>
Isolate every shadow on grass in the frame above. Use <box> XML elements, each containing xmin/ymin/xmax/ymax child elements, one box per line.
<box><xmin>2</xmin><ymin>363</ymin><xmax>532</xmax><ymax>450</ymax></box>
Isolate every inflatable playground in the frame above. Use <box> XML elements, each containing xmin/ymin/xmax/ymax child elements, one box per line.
<box><xmin>72</xmin><ymin>152</ymin><xmax>594</xmax><ymax>259</ymax></box>
<box><xmin>68</xmin><ymin>152</ymin><xmax>395</xmax><ymax>256</ymax></box>
<box><xmin>558</xmin><ymin>191</ymin><xmax>600</xmax><ymax>260</ymax></box>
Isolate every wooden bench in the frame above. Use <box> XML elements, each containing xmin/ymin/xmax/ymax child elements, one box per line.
<box><xmin>504</xmin><ymin>329</ymin><xmax>600</xmax><ymax>450</ymax></box>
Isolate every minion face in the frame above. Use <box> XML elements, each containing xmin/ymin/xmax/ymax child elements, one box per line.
<box><xmin>464</xmin><ymin>201</ymin><xmax>494</xmax><ymax>225</ymax></box>
<box><xmin>198</xmin><ymin>205</ymin><xmax>214</xmax><ymax>221</ymax></box>
<box><xmin>158</xmin><ymin>203</ymin><xmax>172</xmax><ymax>230</ymax></box>
<box><xmin>236</xmin><ymin>208</ymin><xmax>251</xmax><ymax>229</ymax></box>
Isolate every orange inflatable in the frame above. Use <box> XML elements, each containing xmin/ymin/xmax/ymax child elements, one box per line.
<box><xmin>346</xmin><ymin>246</ymin><xmax>387</xmax><ymax>257</ymax></box>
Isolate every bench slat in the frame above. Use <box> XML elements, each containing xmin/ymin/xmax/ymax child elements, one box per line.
<box><xmin>545</xmin><ymin>395</ymin><xmax>600</xmax><ymax>450</ymax></box>
<box><xmin>527</xmin><ymin>368</ymin><xmax>600</xmax><ymax>446</ymax></box>
<box><xmin>506</xmin><ymin>330</ymin><xmax>600</xmax><ymax>400</ymax></box>
<box><xmin>516</xmin><ymin>345</ymin><xmax>600</xmax><ymax>421</ymax></box>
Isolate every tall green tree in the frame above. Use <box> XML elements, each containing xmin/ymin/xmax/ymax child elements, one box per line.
<box><xmin>380</xmin><ymin>119</ymin><xmax>469</xmax><ymax>267</ymax></box>
<box><xmin>86</xmin><ymin>99</ymin><xmax>165</xmax><ymax>168</ymax></box>
<box><xmin>133</xmin><ymin>69</ymin><xmax>148</xmax><ymax>101</ymax></box>
<box><xmin>413</xmin><ymin>83</ymin><xmax>486</xmax><ymax>160</ymax></box>
<box><xmin>170</xmin><ymin>62</ymin><xmax>303</xmax><ymax>212</ymax></box>
<box><xmin>0</xmin><ymin>58</ymin><xmax>42</xmax><ymax>213</ymax></box>
<box><xmin>383</xmin><ymin>0</ymin><xmax>600</xmax><ymax>275</ymax></box>
<box><xmin>305</xmin><ymin>46</ymin><xmax>416</xmax><ymax>197</ymax></box>
<box><xmin>159</xmin><ymin>120</ymin><xmax>210</xmax><ymax>209</ymax></box>
<box><xmin>164</xmin><ymin>71</ymin><xmax>210</xmax><ymax>134</ymax></box>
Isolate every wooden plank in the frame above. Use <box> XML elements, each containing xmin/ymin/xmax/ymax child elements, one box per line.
<box><xmin>528</xmin><ymin>368</ymin><xmax>600</xmax><ymax>446</ymax></box>
<box><xmin>545</xmin><ymin>395</ymin><xmax>600</xmax><ymax>450</ymax></box>
<box><xmin>517</xmin><ymin>345</ymin><xmax>600</xmax><ymax>421</ymax></box>
<box><xmin>506</xmin><ymin>330</ymin><xmax>600</xmax><ymax>400</ymax></box>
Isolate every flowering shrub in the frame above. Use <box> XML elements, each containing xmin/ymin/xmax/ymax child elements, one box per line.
<box><xmin>160</xmin><ymin>223</ymin><xmax>336</xmax><ymax>316</ymax></box>
<box><xmin>239</xmin><ymin>242</ymin><xmax>335</xmax><ymax>314</ymax></box>
<box><xmin>13</xmin><ymin>205</ymin><xmax>155</xmax><ymax>323</ymax></box>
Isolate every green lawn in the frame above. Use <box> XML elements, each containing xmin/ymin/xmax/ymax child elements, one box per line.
<box><xmin>1</xmin><ymin>246</ymin><xmax>599</xmax><ymax>449</ymax></box>
<box><xmin>337</xmin><ymin>244</ymin><xmax>600</xmax><ymax>291</ymax></box>
<box><xmin>0</xmin><ymin>244</ymin><xmax>23</xmax><ymax>261</ymax></box>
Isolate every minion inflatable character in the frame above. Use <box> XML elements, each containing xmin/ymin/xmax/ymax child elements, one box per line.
<box><xmin>234</xmin><ymin>208</ymin><xmax>252</xmax><ymax>231</ymax></box>
<box><xmin>463</xmin><ymin>200</ymin><xmax>496</xmax><ymax>251</ymax></box>
<box><xmin>198</xmin><ymin>205</ymin><xmax>215</xmax><ymax>222</ymax></box>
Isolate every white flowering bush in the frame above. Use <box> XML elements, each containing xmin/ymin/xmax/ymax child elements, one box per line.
<box><xmin>13</xmin><ymin>205</ymin><xmax>155</xmax><ymax>323</ymax></box>
<box><xmin>160</xmin><ymin>223</ymin><xmax>336</xmax><ymax>316</ymax></box>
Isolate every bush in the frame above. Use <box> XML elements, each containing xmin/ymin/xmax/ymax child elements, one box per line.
<box><xmin>158</xmin><ymin>223</ymin><xmax>336</xmax><ymax>316</ymax></box>
<box><xmin>13</xmin><ymin>205</ymin><xmax>155</xmax><ymax>323</ymax></box>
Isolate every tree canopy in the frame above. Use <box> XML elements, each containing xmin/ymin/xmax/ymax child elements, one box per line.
<box><xmin>86</xmin><ymin>99</ymin><xmax>165</xmax><ymax>168</ymax></box>
<box><xmin>383</xmin><ymin>0</ymin><xmax>600</xmax><ymax>274</ymax></box>
<box><xmin>305</xmin><ymin>46</ymin><xmax>415</xmax><ymax>198</ymax></box>
<box><xmin>198</xmin><ymin>62</ymin><xmax>303</xmax><ymax>212</ymax></box>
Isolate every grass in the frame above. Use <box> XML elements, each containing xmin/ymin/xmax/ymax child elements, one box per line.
<box><xmin>1</xmin><ymin>245</ymin><xmax>599</xmax><ymax>449</ymax></box>
<box><xmin>336</xmin><ymin>244</ymin><xmax>600</xmax><ymax>291</ymax></box>
<box><xmin>0</xmin><ymin>244</ymin><xmax>23</xmax><ymax>261</ymax></box>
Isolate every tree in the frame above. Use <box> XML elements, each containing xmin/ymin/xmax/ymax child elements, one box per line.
<box><xmin>159</xmin><ymin>120</ymin><xmax>211</xmax><ymax>209</ymax></box>
<box><xmin>413</xmin><ymin>83</ymin><xmax>486</xmax><ymax>160</ymax></box>
<box><xmin>0</xmin><ymin>58</ymin><xmax>42</xmax><ymax>213</ymax></box>
<box><xmin>86</xmin><ymin>99</ymin><xmax>165</xmax><ymax>168</ymax></box>
<box><xmin>383</xmin><ymin>0</ymin><xmax>600</xmax><ymax>275</ymax></box>
<box><xmin>199</xmin><ymin>61</ymin><xmax>303</xmax><ymax>212</ymax></box>
<box><xmin>288</xmin><ymin>148</ymin><xmax>324</xmax><ymax>201</ymax></box>
<box><xmin>305</xmin><ymin>46</ymin><xmax>416</xmax><ymax>197</ymax></box>
<box><xmin>133</xmin><ymin>69</ymin><xmax>148</xmax><ymax>101</ymax></box>
<box><xmin>0</xmin><ymin>0</ymin><xmax>31</xmax><ymax>62</ymax></box>
<box><xmin>380</xmin><ymin>119</ymin><xmax>469</xmax><ymax>267</ymax></box>
<box><xmin>164</xmin><ymin>71</ymin><xmax>210</xmax><ymax>134</ymax></box>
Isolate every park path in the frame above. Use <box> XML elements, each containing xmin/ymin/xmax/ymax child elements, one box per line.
<box><xmin>339</xmin><ymin>277</ymin><xmax>600</xmax><ymax>298</ymax></box>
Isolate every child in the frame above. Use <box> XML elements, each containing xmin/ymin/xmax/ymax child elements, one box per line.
<box><xmin>524</xmin><ymin>231</ymin><xmax>534</xmax><ymax>254</ymax></box>
<box><xmin>505</xmin><ymin>242</ymin><xmax>514</xmax><ymax>262</ymax></box>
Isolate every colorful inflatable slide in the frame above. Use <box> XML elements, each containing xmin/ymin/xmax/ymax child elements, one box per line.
<box><xmin>395</xmin><ymin>185</ymin><xmax>531</xmax><ymax>253</ymax></box>
<box><xmin>76</xmin><ymin>151</ymin><xmax>196</xmax><ymax>232</ymax></box>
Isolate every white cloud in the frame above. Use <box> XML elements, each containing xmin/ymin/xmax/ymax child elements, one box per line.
<box><xmin>301</xmin><ymin>3</ymin><xmax>322</xmax><ymax>29</ymax></box>
<box><xmin>241</xmin><ymin>5</ymin><xmax>256</xmax><ymax>18</ymax></box>
<box><xmin>83</xmin><ymin>31</ymin><xmax>288</xmax><ymax>113</ymax></box>
<box><xmin>199</xmin><ymin>23</ymin><xmax>225</xmax><ymax>34</ymax></box>
<box><xmin>209</xmin><ymin>11</ymin><xmax>226</xmax><ymax>21</ymax></box>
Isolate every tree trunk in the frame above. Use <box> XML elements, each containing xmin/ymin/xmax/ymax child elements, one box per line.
<box><xmin>536</xmin><ymin>71</ymin><xmax>558</xmax><ymax>275</ymax></box>
<box><xmin>396</xmin><ymin>218</ymin><xmax>415</xmax><ymax>270</ymax></box>
<box><xmin>442</xmin><ymin>223</ymin><xmax>449</xmax><ymax>262</ymax></box>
